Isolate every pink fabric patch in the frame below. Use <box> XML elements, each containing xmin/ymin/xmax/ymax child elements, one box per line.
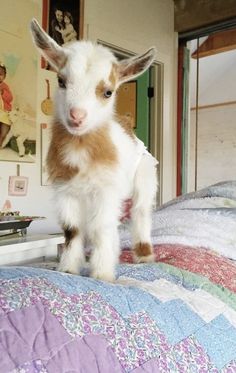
<box><xmin>120</xmin><ymin>244</ymin><xmax>236</xmax><ymax>293</ymax></box>
<box><xmin>120</xmin><ymin>199</ymin><xmax>133</xmax><ymax>223</ymax></box>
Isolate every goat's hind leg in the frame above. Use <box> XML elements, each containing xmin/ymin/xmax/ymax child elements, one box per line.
<box><xmin>131</xmin><ymin>154</ymin><xmax>158</xmax><ymax>263</ymax></box>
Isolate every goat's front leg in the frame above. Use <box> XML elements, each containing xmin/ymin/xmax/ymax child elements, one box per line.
<box><xmin>56</xmin><ymin>196</ymin><xmax>85</xmax><ymax>274</ymax></box>
<box><xmin>89</xmin><ymin>194</ymin><xmax>120</xmax><ymax>282</ymax></box>
<box><xmin>58</xmin><ymin>226</ymin><xmax>85</xmax><ymax>274</ymax></box>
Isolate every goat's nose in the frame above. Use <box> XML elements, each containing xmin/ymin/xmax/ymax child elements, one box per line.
<box><xmin>69</xmin><ymin>108</ymin><xmax>87</xmax><ymax>123</ymax></box>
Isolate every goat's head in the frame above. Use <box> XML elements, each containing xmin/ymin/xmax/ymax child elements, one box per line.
<box><xmin>30</xmin><ymin>18</ymin><xmax>156</xmax><ymax>136</ymax></box>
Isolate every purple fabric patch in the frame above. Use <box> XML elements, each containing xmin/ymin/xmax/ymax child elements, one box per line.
<box><xmin>9</xmin><ymin>359</ymin><xmax>48</xmax><ymax>373</ymax></box>
<box><xmin>45</xmin><ymin>334</ymin><xmax>124</xmax><ymax>373</ymax></box>
<box><xmin>0</xmin><ymin>302</ymin><xmax>72</xmax><ymax>372</ymax></box>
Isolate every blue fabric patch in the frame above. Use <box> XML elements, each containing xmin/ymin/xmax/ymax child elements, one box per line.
<box><xmin>0</xmin><ymin>266</ymin><xmax>161</xmax><ymax>318</ymax></box>
<box><xmin>151</xmin><ymin>299</ymin><xmax>205</xmax><ymax>345</ymax></box>
<box><xmin>0</xmin><ymin>266</ymin><xmax>203</xmax><ymax>332</ymax></box>
<box><xmin>117</xmin><ymin>263</ymin><xmax>198</xmax><ymax>291</ymax></box>
<box><xmin>0</xmin><ymin>264</ymin><xmax>198</xmax><ymax>292</ymax></box>
<box><xmin>195</xmin><ymin>314</ymin><xmax>236</xmax><ymax>370</ymax></box>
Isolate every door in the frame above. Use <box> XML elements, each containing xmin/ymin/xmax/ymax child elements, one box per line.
<box><xmin>116</xmin><ymin>69</ymin><xmax>151</xmax><ymax>148</ymax></box>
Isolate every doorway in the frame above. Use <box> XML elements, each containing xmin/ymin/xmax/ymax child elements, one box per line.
<box><xmin>116</xmin><ymin>70</ymin><xmax>150</xmax><ymax>147</ymax></box>
<box><xmin>177</xmin><ymin>27</ymin><xmax>236</xmax><ymax>194</ymax></box>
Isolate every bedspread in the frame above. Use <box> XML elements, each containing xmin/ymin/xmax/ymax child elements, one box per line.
<box><xmin>1</xmin><ymin>180</ymin><xmax>236</xmax><ymax>372</ymax></box>
<box><xmin>1</xmin><ymin>243</ymin><xmax>236</xmax><ymax>373</ymax></box>
<box><xmin>120</xmin><ymin>180</ymin><xmax>236</xmax><ymax>260</ymax></box>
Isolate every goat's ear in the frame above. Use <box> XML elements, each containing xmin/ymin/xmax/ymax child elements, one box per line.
<box><xmin>117</xmin><ymin>47</ymin><xmax>156</xmax><ymax>84</ymax></box>
<box><xmin>30</xmin><ymin>18</ymin><xmax>67</xmax><ymax>71</ymax></box>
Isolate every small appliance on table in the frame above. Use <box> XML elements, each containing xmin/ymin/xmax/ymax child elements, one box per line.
<box><xmin>0</xmin><ymin>211</ymin><xmax>45</xmax><ymax>238</ymax></box>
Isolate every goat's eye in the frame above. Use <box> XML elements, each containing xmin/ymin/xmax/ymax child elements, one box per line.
<box><xmin>57</xmin><ymin>76</ymin><xmax>66</xmax><ymax>89</ymax></box>
<box><xmin>104</xmin><ymin>90</ymin><xmax>113</xmax><ymax>98</ymax></box>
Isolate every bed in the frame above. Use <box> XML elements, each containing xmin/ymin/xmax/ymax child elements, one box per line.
<box><xmin>1</xmin><ymin>181</ymin><xmax>236</xmax><ymax>372</ymax></box>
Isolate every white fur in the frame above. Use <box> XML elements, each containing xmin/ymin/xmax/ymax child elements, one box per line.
<box><xmin>55</xmin><ymin>122</ymin><xmax>157</xmax><ymax>282</ymax></box>
<box><xmin>30</xmin><ymin>19</ymin><xmax>158</xmax><ymax>281</ymax></box>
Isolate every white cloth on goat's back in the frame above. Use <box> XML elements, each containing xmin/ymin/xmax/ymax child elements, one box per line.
<box><xmin>135</xmin><ymin>137</ymin><xmax>159</xmax><ymax>168</ymax></box>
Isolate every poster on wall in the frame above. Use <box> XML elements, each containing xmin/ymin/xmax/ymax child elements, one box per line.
<box><xmin>0</xmin><ymin>1</ymin><xmax>39</xmax><ymax>163</ymax></box>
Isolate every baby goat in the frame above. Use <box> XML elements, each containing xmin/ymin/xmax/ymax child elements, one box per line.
<box><xmin>30</xmin><ymin>19</ymin><xmax>158</xmax><ymax>281</ymax></box>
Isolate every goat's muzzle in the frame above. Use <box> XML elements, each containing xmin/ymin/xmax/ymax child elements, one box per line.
<box><xmin>69</xmin><ymin>108</ymin><xmax>87</xmax><ymax>128</ymax></box>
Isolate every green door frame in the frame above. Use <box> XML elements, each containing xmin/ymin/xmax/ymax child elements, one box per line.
<box><xmin>136</xmin><ymin>70</ymin><xmax>150</xmax><ymax>148</ymax></box>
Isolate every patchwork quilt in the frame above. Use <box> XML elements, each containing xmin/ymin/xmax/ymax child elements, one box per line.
<box><xmin>1</xmin><ymin>180</ymin><xmax>236</xmax><ymax>372</ymax></box>
<box><xmin>1</xmin><ymin>244</ymin><xmax>236</xmax><ymax>373</ymax></box>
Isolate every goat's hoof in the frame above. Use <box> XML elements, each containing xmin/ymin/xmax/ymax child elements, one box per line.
<box><xmin>133</xmin><ymin>242</ymin><xmax>155</xmax><ymax>263</ymax></box>
<box><xmin>133</xmin><ymin>253</ymin><xmax>155</xmax><ymax>264</ymax></box>
<box><xmin>57</xmin><ymin>263</ymin><xmax>80</xmax><ymax>275</ymax></box>
<box><xmin>91</xmin><ymin>271</ymin><xmax>115</xmax><ymax>283</ymax></box>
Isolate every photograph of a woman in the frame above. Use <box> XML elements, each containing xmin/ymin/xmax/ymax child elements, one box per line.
<box><xmin>48</xmin><ymin>1</ymin><xmax>83</xmax><ymax>46</ymax></box>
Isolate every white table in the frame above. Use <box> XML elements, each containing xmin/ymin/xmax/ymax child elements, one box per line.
<box><xmin>0</xmin><ymin>234</ymin><xmax>65</xmax><ymax>265</ymax></box>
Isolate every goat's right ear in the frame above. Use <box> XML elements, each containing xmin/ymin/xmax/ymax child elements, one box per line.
<box><xmin>117</xmin><ymin>47</ymin><xmax>156</xmax><ymax>85</ymax></box>
<box><xmin>30</xmin><ymin>18</ymin><xmax>67</xmax><ymax>71</ymax></box>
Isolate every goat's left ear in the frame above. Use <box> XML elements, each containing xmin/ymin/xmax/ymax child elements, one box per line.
<box><xmin>30</xmin><ymin>18</ymin><xmax>67</xmax><ymax>71</ymax></box>
<box><xmin>117</xmin><ymin>47</ymin><xmax>156</xmax><ymax>84</ymax></box>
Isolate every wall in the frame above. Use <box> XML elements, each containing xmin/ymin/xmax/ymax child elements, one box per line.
<box><xmin>174</xmin><ymin>0</ymin><xmax>236</xmax><ymax>33</ymax></box>
<box><xmin>0</xmin><ymin>0</ymin><xmax>177</xmax><ymax>234</ymax></box>
<box><xmin>190</xmin><ymin>49</ymin><xmax>236</xmax><ymax>107</ymax></box>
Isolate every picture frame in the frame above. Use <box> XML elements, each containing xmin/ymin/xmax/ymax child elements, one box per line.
<box><xmin>8</xmin><ymin>176</ymin><xmax>29</xmax><ymax>196</ymax></box>
<box><xmin>42</xmin><ymin>0</ymin><xmax>84</xmax><ymax>68</ymax></box>
<box><xmin>40</xmin><ymin>122</ymin><xmax>52</xmax><ymax>186</ymax></box>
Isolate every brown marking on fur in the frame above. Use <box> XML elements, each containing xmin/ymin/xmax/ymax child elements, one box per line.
<box><xmin>46</xmin><ymin>124</ymin><xmax>79</xmax><ymax>183</ymax></box>
<box><xmin>134</xmin><ymin>242</ymin><xmax>153</xmax><ymax>257</ymax></box>
<box><xmin>95</xmin><ymin>80</ymin><xmax>108</xmax><ymax>101</ymax></box>
<box><xmin>63</xmin><ymin>226</ymin><xmax>79</xmax><ymax>247</ymax></box>
<box><xmin>78</xmin><ymin>125</ymin><xmax>118</xmax><ymax>166</ymax></box>
<box><xmin>46</xmin><ymin>122</ymin><xmax>118</xmax><ymax>182</ymax></box>
<box><xmin>116</xmin><ymin>114</ymin><xmax>136</xmax><ymax>140</ymax></box>
<box><xmin>95</xmin><ymin>65</ymin><xmax>118</xmax><ymax>102</ymax></box>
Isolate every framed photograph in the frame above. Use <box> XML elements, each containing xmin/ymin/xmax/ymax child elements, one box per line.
<box><xmin>42</xmin><ymin>0</ymin><xmax>84</xmax><ymax>68</ymax></box>
<box><xmin>8</xmin><ymin>176</ymin><xmax>29</xmax><ymax>196</ymax></box>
